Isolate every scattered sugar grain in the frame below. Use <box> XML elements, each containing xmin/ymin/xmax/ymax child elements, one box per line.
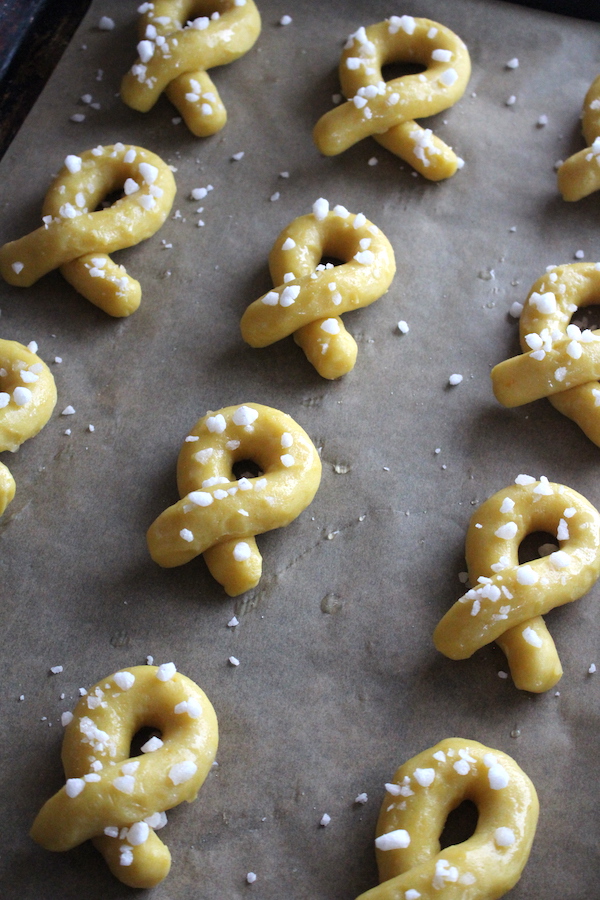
<box><xmin>229</xmin><ymin>656</ymin><xmax>240</xmax><ymax>667</ymax></box>
<box><xmin>589</xmin><ymin>663</ymin><xmax>597</xmax><ymax>674</ymax></box>
<box><xmin>575</xmin><ymin>249</ymin><xmax>585</xmax><ymax>259</ymax></box>
<box><xmin>231</xmin><ymin>151</ymin><xmax>245</xmax><ymax>161</ymax></box>
<box><xmin>320</xmin><ymin>813</ymin><xmax>331</xmax><ymax>826</ymax></box>
<box><xmin>279</xmin><ymin>15</ymin><xmax>292</xmax><ymax>25</ymax></box>
<box><xmin>246</xmin><ymin>872</ymin><xmax>257</xmax><ymax>884</ymax></box>
<box><xmin>506</xmin><ymin>57</ymin><xmax>519</xmax><ymax>68</ymax></box>
<box><xmin>98</xmin><ymin>16</ymin><xmax>115</xmax><ymax>30</ymax></box>
<box><xmin>505</xmin><ymin>95</ymin><xmax>516</xmax><ymax>106</ymax></box>
<box><xmin>448</xmin><ymin>374</ymin><xmax>463</xmax><ymax>386</ymax></box>
<box><xmin>397</xmin><ymin>320</ymin><xmax>409</xmax><ymax>334</ymax></box>
<box><xmin>61</xmin><ymin>405</ymin><xmax>76</xmax><ymax>415</ymax></box>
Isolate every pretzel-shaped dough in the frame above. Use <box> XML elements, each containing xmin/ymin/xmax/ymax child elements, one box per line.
<box><xmin>491</xmin><ymin>263</ymin><xmax>600</xmax><ymax>448</ymax></box>
<box><xmin>31</xmin><ymin>665</ymin><xmax>218</xmax><ymax>889</ymax></box>
<box><xmin>147</xmin><ymin>403</ymin><xmax>322</xmax><ymax>596</ymax></box>
<box><xmin>0</xmin><ymin>338</ymin><xmax>56</xmax><ymax>513</ymax></box>
<box><xmin>240</xmin><ymin>201</ymin><xmax>396</xmax><ymax>379</ymax></box>
<box><xmin>0</xmin><ymin>144</ymin><xmax>176</xmax><ymax>317</ymax></box>
<box><xmin>433</xmin><ymin>477</ymin><xmax>600</xmax><ymax>692</ymax></box>
<box><xmin>357</xmin><ymin>738</ymin><xmax>538</xmax><ymax>900</ymax></box>
<box><xmin>558</xmin><ymin>74</ymin><xmax>600</xmax><ymax>201</ymax></box>
<box><xmin>121</xmin><ymin>0</ymin><xmax>261</xmax><ymax>136</ymax></box>
<box><xmin>313</xmin><ymin>16</ymin><xmax>470</xmax><ymax>180</ymax></box>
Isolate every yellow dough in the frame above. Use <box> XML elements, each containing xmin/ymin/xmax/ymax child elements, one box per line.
<box><xmin>491</xmin><ymin>262</ymin><xmax>600</xmax><ymax>448</ymax></box>
<box><xmin>30</xmin><ymin>665</ymin><xmax>218</xmax><ymax>889</ymax></box>
<box><xmin>357</xmin><ymin>738</ymin><xmax>538</xmax><ymax>900</ymax></box>
<box><xmin>433</xmin><ymin>477</ymin><xmax>600</xmax><ymax>692</ymax></box>
<box><xmin>121</xmin><ymin>0</ymin><xmax>261</xmax><ymax>136</ymax></box>
<box><xmin>0</xmin><ymin>144</ymin><xmax>176</xmax><ymax>316</ymax></box>
<box><xmin>314</xmin><ymin>16</ymin><xmax>470</xmax><ymax>179</ymax></box>
<box><xmin>147</xmin><ymin>403</ymin><xmax>322</xmax><ymax>596</ymax></box>
<box><xmin>0</xmin><ymin>338</ymin><xmax>57</xmax><ymax>514</ymax></box>
<box><xmin>240</xmin><ymin>200</ymin><xmax>396</xmax><ymax>379</ymax></box>
<box><xmin>558</xmin><ymin>74</ymin><xmax>600</xmax><ymax>201</ymax></box>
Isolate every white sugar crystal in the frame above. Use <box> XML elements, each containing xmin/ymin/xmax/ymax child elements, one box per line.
<box><xmin>168</xmin><ymin>761</ymin><xmax>197</xmax><ymax>785</ymax></box>
<box><xmin>312</xmin><ymin>198</ymin><xmax>329</xmax><ymax>220</ymax></box>
<box><xmin>156</xmin><ymin>662</ymin><xmax>176</xmax><ymax>681</ymax></box>
<box><xmin>413</xmin><ymin>767</ymin><xmax>435</xmax><ymax>787</ymax></box>
<box><xmin>495</xmin><ymin>521</ymin><xmax>518</xmax><ymax>540</ymax></box>
<box><xmin>495</xmin><ymin>827</ymin><xmax>516</xmax><ymax>846</ymax></box>
<box><xmin>65</xmin><ymin>778</ymin><xmax>85</xmax><ymax>798</ymax></box>
<box><xmin>522</xmin><ymin>626</ymin><xmax>543</xmax><ymax>647</ymax></box>
<box><xmin>206</xmin><ymin>414</ymin><xmax>226</xmax><ymax>433</ymax></box>
<box><xmin>232</xmin><ymin>405</ymin><xmax>258</xmax><ymax>426</ymax></box>
<box><xmin>64</xmin><ymin>154</ymin><xmax>82</xmax><ymax>173</ymax></box>
<box><xmin>114</xmin><ymin>671</ymin><xmax>135</xmax><ymax>691</ymax></box>
<box><xmin>233</xmin><ymin>542</ymin><xmax>251</xmax><ymax>561</ymax></box>
<box><xmin>488</xmin><ymin>763</ymin><xmax>510</xmax><ymax>789</ymax></box>
<box><xmin>141</xmin><ymin>735</ymin><xmax>164</xmax><ymax>752</ymax></box>
<box><xmin>375</xmin><ymin>829</ymin><xmax>411</xmax><ymax>850</ymax></box>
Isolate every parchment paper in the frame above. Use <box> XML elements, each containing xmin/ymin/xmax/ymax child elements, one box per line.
<box><xmin>1</xmin><ymin>1</ymin><xmax>599</xmax><ymax>898</ymax></box>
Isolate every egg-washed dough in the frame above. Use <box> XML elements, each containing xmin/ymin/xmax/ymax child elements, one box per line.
<box><xmin>558</xmin><ymin>73</ymin><xmax>600</xmax><ymax>201</ymax></box>
<box><xmin>240</xmin><ymin>200</ymin><xmax>396</xmax><ymax>379</ymax></box>
<box><xmin>121</xmin><ymin>0</ymin><xmax>261</xmax><ymax>136</ymax></box>
<box><xmin>0</xmin><ymin>338</ymin><xmax>56</xmax><ymax>514</ymax></box>
<box><xmin>433</xmin><ymin>477</ymin><xmax>600</xmax><ymax>692</ymax></box>
<box><xmin>147</xmin><ymin>403</ymin><xmax>322</xmax><ymax>596</ymax></box>
<box><xmin>30</xmin><ymin>665</ymin><xmax>218</xmax><ymax>889</ymax></box>
<box><xmin>313</xmin><ymin>15</ymin><xmax>470</xmax><ymax>180</ymax></box>
<box><xmin>357</xmin><ymin>738</ymin><xmax>538</xmax><ymax>900</ymax></box>
<box><xmin>491</xmin><ymin>262</ymin><xmax>600</xmax><ymax>448</ymax></box>
<box><xmin>0</xmin><ymin>144</ymin><xmax>176</xmax><ymax>316</ymax></box>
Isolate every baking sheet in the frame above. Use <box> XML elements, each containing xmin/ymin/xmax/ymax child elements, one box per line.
<box><xmin>1</xmin><ymin>1</ymin><xmax>599</xmax><ymax>897</ymax></box>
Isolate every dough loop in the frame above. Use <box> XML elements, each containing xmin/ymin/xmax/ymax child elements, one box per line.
<box><xmin>433</xmin><ymin>478</ymin><xmax>600</xmax><ymax>692</ymax></box>
<box><xmin>492</xmin><ymin>263</ymin><xmax>600</xmax><ymax>448</ymax></box>
<box><xmin>121</xmin><ymin>0</ymin><xmax>261</xmax><ymax>136</ymax></box>
<box><xmin>30</xmin><ymin>665</ymin><xmax>218</xmax><ymax>889</ymax></box>
<box><xmin>147</xmin><ymin>403</ymin><xmax>322</xmax><ymax>596</ymax></box>
<box><xmin>0</xmin><ymin>144</ymin><xmax>176</xmax><ymax>316</ymax></box>
<box><xmin>0</xmin><ymin>338</ymin><xmax>57</xmax><ymax>513</ymax></box>
<box><xmin>313</xmin><ymin>16</ymin><xmax>470</xmax><ymax>179</ymax></box>
<box><xmin>558</xmin><ymin>74</ymin><xmax>600</xmax><ymax>201</ymax></box>
<box><xmin>357</xmin><ymin>738</ymin><xmax>538</xmax><ymax>900</ymax></box>
<box><xmin>240</xmin><ymin>201</ymin><xmax>396</xmax><ymax>379</ymax></box>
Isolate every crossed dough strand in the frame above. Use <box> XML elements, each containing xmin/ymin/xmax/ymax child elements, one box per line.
<box><xmin>121</xmin><ymin>0</ymin><xmax>261</xmax><ymax>136</ymax></box>
<box><xmin>0</xmin><ymin>144</ymin><xmax>176</xmax><ymax>316</ymax></box>
<box><xmin>314</xmin><ymin>16</ymin><xmax>470</xmax><ymax>179</ymax></box>
<box><xmin>147</xmin><ymin>403</ymin><xmax>322</xmax><ymax>596</ymax></box>
<box><xmin>433</xmin><ymin>478</ymin><xmax>600</xmax><ymax>692</ymax></box>
<box><xmin>30</xmin><ymin>665</ymin><xmax>218</xmax><ymax>889</ymax></box>
<box><xmin>491</xmin><ymin>262</ymin><xmax>600</xmax><ymax>448</ymax></box>
<box><xmin>357</xmin><ymin>738</ymin><xmax>538</xmax><ymax>900</ymax></box>
<box><xmin>240</xmin><ymin>201</ymin><xmax>396</xmax><ymax>379</ymax></box>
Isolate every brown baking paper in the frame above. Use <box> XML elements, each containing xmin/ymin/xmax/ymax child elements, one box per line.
<box><xmin>1</xmin><ymin>1</ymin><xmax>599</xmax><ymax>897</ymax></box>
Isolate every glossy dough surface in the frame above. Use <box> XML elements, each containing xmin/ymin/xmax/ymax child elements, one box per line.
<box><xmin>30</xmin><ymin>665</ymin><xmax>218</xmax><ymax>889</ymax></box>
<box><xmin>121</xmin><ymin>0</ymin><xmax>261</xmax><ymax>136</ymax></box>
<box><xmin>313</xmin><ymin>16</ymin><xmax>470</xmax><ymax>179</ymax></box>
<box><xmin>0</xmin><ymin>144</ymin><xmax>176</xmax><ymax>316</ymax></box>
<box><xmin>240</xmin><ymin>202</ymin><xmax>396</xmax><ymax>379</ymax></box>
<box><xmin>433</xmin><ymin>479</ymin><xmax>600</xmax><ymax>691</ymax></box>
<box><xmin>558</xmin><ymin>73</ymin><xmax>600</xmax><ymax>201</ymax></box>
<box><xmin>357</xmin><ymin>738</ymin><xmax>538</xmax><ymax>900</ymax></box>
<box><xmin>491</xmin><ymin>263</ymin><xmax>600</xmax><ymax>448</ymax></box>
<box><xmin>147</xmin><ymin>403</ymin><xmax>322</xmax><ymax>596</ymax></box>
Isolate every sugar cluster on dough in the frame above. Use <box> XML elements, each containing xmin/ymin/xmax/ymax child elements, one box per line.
<box><xmin>240</xmin><ymin>200</ymin><xmax>396</xmax><ymax>379</ymax></box>
<box><xmin>121</xmin><ymin>0</ymin><xmax>261</xmax><ymax>136</ymax></box>
<box><xmin>434</xmin><ymin>477</ymin><xmax>600</xmax><ymax>692</ymax></box>
<box><xmin>147</xmin><ymin>403</ymin><xmax>322</xmax><ymax>596</ymax></box>
<box><xmin>31</xmin><ymin>665</ymin><xmax>218</xmax><ymax>889</ymax></box>
<box><xmin>314</xmin><ymin>15</ymin><xmax>470</xmax><ymax>179</ymax></box>
<box><xmin>0</xmin><ymin>144</ymin><xmax>176</xmax><ymax>316</ymax></box>
<box><xmin>358</xmin><ymin>738</ymin><xmax>538</xmax><ymax>900</ymax></box>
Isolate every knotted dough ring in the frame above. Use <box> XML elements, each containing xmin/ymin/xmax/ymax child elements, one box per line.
<box><xmin>121</xmin><ymin>0</ymin><xmax>261</xmax><ymax>136</ymax></box>
<box><xmin>433</xmin><ymin>477</ymin><xmax>600</xmax><ymax>692</ymax></box>
<box><xmin>558</xmin><ymin>74</ymin><xmax>600</xmax><ymax>201</ymax></box>
<box><xmin>356</xmin><ymin>738</ymin><xmax>538</xmax><ymax>900</ymax></box>
<box><xmin>491</xmin><ymin>262</ymin><xmax>600</xmax><ymax>448</ymax></box>
<box><xmin>30</xmin><ymin>664</ymin><xmax>218</xmax><ymax>889</ymax></box>
<box><xmin>313</xmin><ymin>16</ymin><xmax>470</xmax><ymax>180</ymax></box>
<box><xmin>0</xmin><ymin>144</ymin><xmax>176</xmax><ymax>317</ymax></box>
<box><xmin>0</xmin><ymin>338</ymin><xmax>57</xmax><ymax>514</ymax></box>
<box><xmin>147</xmin><ymin>403</ymin><xmax>322</xmax><ymax>596</ymax></box>
<box><xmin>240</xmin><ymin>200</ymin><xmax>396</xmax><ymax>379</ymax></box>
